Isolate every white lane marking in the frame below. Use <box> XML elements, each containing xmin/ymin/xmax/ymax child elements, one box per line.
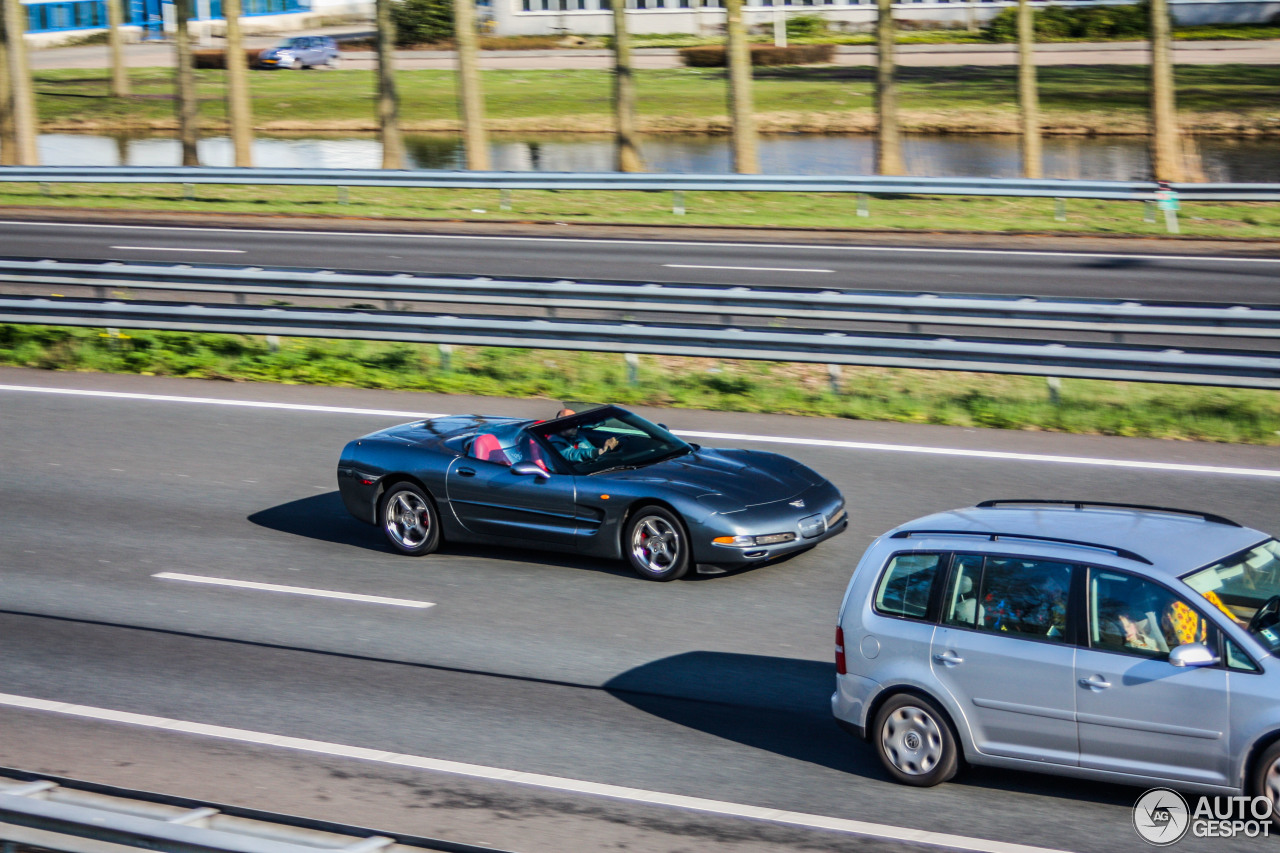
<box><xmin>664</xmin><ymin>264</ymin><xmax>833</xmax><ymax>273</ymax></box>
<box><xmin>0</xmin><ymin>691</ymin><xmax>1068</xmax><ymax>853</ymax></box>
<box><xmin>109</xmin><ymin>246</ymin><xmax>246</xmax><ymax>253</ymax></box>
<box><xmin>152</xmin><ymin>572</ymin><xmax>434</xmax><ymax>609</ymax></box>
<box><xmin>3</xmin><ymin>384</ymin><xmax>1278</xmax><ymax>480</ymax></box>
<box><xmin>4</xmin><ymin>220</ymin><xmax>1277</xmax><ymax>264</ymax></box>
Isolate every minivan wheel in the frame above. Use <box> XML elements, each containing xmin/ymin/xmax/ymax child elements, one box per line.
<box><xmin>379</xmin><ymin>482</ymin><xmax>441</xmax><ymax>556</ymax></box>
<box><xmin>1250</xmin><ymin>740</ymin><xmax>1280</xmax><ymax>826</ymax></box>
<box><xmin>873</xmin><ymin>693</ymin><xmax>959</xmax><ymax>787</ymax></box>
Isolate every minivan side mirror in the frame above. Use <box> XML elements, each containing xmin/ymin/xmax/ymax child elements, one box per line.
<box><xmin>511</xmin><ymin>463</ymin><xmax>550</xmax><ymax>480</ymax></box>
<box><xmin>1169</xmin><ymin>642</ymin><xmax>1220</xmax><ymax>668</ymax></box>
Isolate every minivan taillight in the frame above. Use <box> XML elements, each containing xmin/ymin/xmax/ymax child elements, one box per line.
<box><xmin>835</xmin><ymin>625</ymin><xmax>847</xmax><ymax>675</ymax></box>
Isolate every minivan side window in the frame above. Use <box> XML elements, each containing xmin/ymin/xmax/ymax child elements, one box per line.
<box><xmin>873</xmin><ymin>553</ymin><xmax>941</xmax><ymax>620</ymax></box>
<box><xmin>943</xmin><ymin>555</ymin><xmax>1072</xmax><ymax>641</ymax></box>
<box><xmin>1089</xmin><ymin>570</ymin><xmax>1215</xmax><ymax>659</ymax></box>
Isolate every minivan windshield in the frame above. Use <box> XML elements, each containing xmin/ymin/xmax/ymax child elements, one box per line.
<box><xmin>1183</xmin><ymin>539</ymin><xmax>1280</xmax><ymax>652</ymax></box>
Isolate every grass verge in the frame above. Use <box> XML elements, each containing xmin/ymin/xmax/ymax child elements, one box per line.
<box><xmin>3</xmin><ymin>324</ymin><xmax>1277</xmax><ymax>444</ymax></box>
<box><xmin>29</xmin><ymin>65</ymin><xmax>1280</xmax><ymax>136</ymax></box>
<box><xmin>3</xmin><ymin>182</ymin><xmax>1278</xmax><ymax>238</ymax></box>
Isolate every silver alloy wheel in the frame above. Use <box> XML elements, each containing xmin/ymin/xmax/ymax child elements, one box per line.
<box><xmin>631</xmin><ymin>515</ymin><xmax>680</xmax><ymax>574</ymax></box>
<box><xmin>880</xmin><ymin>704</ymin><xmax>944</xmax><ymax>776</ymax></box>
<box><xmin>1265</xmin><ymin>754</ymin><xmax>1280</xmax><ymax>816</ymax></box>
<box><xmin>385</xmin><ymin>489</ymin><xmax>431</xmax><ymax>549</ymax></box>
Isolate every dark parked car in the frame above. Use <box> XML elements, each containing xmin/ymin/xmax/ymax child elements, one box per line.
<box><xmin>337</xmin><ymin>405</ymin><xmax>846</xmax><ymax>580</ymax></box>
<box><xmin>257</xmin><ymin>36</ymin><xmax>340</xmax><ymax>70</ymax></box>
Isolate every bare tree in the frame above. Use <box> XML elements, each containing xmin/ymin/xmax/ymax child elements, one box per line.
<box><xmin>223</xmin><ymin>0</ymin><xmax>253</xmax><ymax>166</ymax></box>
<box><xmin>173</xmin><ymin>0</ymin><xmax>199</xmax><ymax>165</ymax></box>
<box><xmin>612</xmin><ymin>0</ymin><xmax>642</xmax><ymax>172</ymax></box>
<box><xmin>0</xmin><ymin>8</ymin><xmax>15</xmax><ymax>165</ymax></box>
<box><xmin>724</xmin><ymin>0</ymin><xmax>758</xmax><ymax>174</ymax></box>
<box><xmin>874</xmin><ymin>0</ymin><xmax>902</xmax><ymax>174</ymax></box>
<box><xmin>1017</xmin><ymin>0</ymin><xmax>1040</xmax><ymax>178</ymax></box>
<box><xmin>1148</xmin><ymin>0</ymin><xmax>1183</xmax><ymax>181</ymax></box>
<box><xmin>376</xmin><ymin>0</ymin><xmax>404</xmax><ymax>169</ymax></box>
<box><xmin>106</xmin><ymin>0</ymin><xmax>129</xmax><ymax>97</ymax></box>
<box><xmin>3</xmin><ymin>0</ymin><xmax>38</xmax><ymax>164</ymax></box>
<box><xmin>453</xmin><ymin>0</ymin><xmax>490</xmax><ymax>170</ymax></box>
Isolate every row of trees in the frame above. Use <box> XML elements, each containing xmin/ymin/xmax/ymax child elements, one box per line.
<box><xmin>0</xmin><ymin>0</ymin><xmax>1184</xmax><ymax>180</ymax></box>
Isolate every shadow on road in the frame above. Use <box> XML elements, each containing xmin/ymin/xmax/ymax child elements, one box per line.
<box><xmin>248</xmin><ymin>491</ymin><xmax>385</xmax><ymax>552</ymax></box>
<box><xmin>607</xmin><ymin>650</ymin><xmax>1141</xmax><ymax>808</ymax></box>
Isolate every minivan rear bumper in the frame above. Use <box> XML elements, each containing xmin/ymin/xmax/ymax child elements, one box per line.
<box><xmin>832</xmin><ymin>672</ymin><xmax>879</xmax><ymax>739</ymax></box>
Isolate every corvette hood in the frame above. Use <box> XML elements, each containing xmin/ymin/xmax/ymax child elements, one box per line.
<box><xmin>606</xmin><ymin>448</ymin><xmax>819</xmax><ymax>508</ymax></box>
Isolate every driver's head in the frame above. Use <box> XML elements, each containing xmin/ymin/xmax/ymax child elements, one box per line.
<box><xmin>555</xmin><ymin>408</ymin><xmax>575</xmax><ymax>418</ymax></box>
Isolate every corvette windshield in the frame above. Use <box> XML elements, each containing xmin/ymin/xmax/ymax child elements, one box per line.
<box><xmin>1182</xmin><ymin>539</ymin><xmax>1280</xmax><ymax>652</ymax></box>
<box><xmin>531</xmin><ymin>408</ymin><xmax>689</xmax><ymax>475</ymax></box>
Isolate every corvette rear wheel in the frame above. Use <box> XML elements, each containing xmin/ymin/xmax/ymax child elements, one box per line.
<box><xmin>380</xmin><ymin>483</ymin><xmax>441</xmax><ymax>556</ymax></box>
<box><xmin>625</xmin><ymin>507</ymin><xmax>689</xmax><ymax>581</ymax></box>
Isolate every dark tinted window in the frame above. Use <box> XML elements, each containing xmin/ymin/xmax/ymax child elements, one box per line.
<box><xmin>944</xmin><ymin>555</ymin><xmax>1072</xmax><ymax>642</ymax></box>
<box><xmin>874</xmin><ymin>553</ymin><xmax>941</xmax><ymax>620</ymax></box>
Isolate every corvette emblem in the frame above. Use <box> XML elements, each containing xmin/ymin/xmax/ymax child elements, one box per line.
<box><xmin>790</xmin><ymin>500</ymin><xmax>805</xmax><ymax>508</ymax></box>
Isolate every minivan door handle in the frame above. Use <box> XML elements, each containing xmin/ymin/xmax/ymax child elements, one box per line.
<box><xmin>1079</xmin><ymin>675</ymin><xmax>1112</xmax><ymax>690</ymax></box>
<box><xmin>933</xmin><ymin>651</ymin><xmax>964</xmax><ymax>666</ymax></box>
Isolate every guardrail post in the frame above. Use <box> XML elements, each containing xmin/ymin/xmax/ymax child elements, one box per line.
<box><xmin>266</xmin><ymin>335</ymin><xmax>280</xmax><ymax>352</ymax></box>
<box><xmin>856</xmin><ymin>193</ymin><xmax>869</xmax><ymax>218</ymax></box>
<box><xmin>827</xmin><ymin>363</ymin><xmax>841</xmax><ymax>394</ymax></box>
<box><xmin>438</xmin><ymin>343</ymin><xmax>453</xmax><ymax>372</ymax></box>
<box><xmin>625</xmin><ymin>352</ymin><xmax>639</xmax><ymax>384</ymax></box>
<box><xmin>184</xmin><ymin>183</ymin><xmax>195</xmax><ymax>201</ymax></box>
<box><xmin>39</xmin><ymin>182</ymin><xmax>51</xmax><ymax>197</ymax></box>
<box><xmin>338</xmin><ymin>186</ymin><xmax>349</xmax><ymax>205</ymax></box>
<box><xmin>672</xmin><ymin>191</ymin><xmax>685</xmax><ymax>216</ymax></box>
<box><xmin>1144</xmin><ymin>201</ymin><xmax>1156</xmax><ymax>224</ymax></box>
<box><xmin>1047</xmin><ymin>376</ymin><xmax>1062</xmax><ymax>405</ymax></box>
<box><xmin>500</xmin><ymin>188</ymin><xmax>512</xmax><ymax>211</ymax></box>
<box><xmin>1164</xmin><ymin>207</ymin><xmax>1180</xmax><ymax>234</ymax></box>
<box><xmin>1054</xmin><ymin>198</ymin><xmax>1066</xmax><ymax>222</ymax></box>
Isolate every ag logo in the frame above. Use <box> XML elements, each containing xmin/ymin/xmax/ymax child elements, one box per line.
<box><xmin>1133</xmin><ymin>788</ymin><xmax>1190</xmax><ymax>846</ymax></box>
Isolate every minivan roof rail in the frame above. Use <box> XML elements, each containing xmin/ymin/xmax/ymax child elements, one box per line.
<box><xmin>975</xmin><ymin>499</ymin><xmax>1241</xmax><ymax>528</ymax></box>
<box><xmin>889</xmin><ymin>529</ymin><xmax>1153</xmax><ymax>565</ymax></box>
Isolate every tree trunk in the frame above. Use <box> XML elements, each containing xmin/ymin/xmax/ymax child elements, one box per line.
<box><xmin>1017</xmin><ymin>0</ymin><xmax>1041</xmax><ymax>178</ymax></box>
<box><xmin>612</xmin><ymin>0</ymin><xmax>642</xmax><ymax>172</ymax></box>
<box><xmin>223</xmin><ymin>0</ymin><xmax>252</xmax><ymax>167</ymax></box>
<box><xmin>875</xmin><ymin>0</ymin><xmax>902</xmax><ymax>175</ymax></box>
<box><xmin>376</xmin><ymin>0</ymin><xmax>404</xmax><ymax>169</ymax></box>
<box><xmin>106</xmin><ymin>0</ymin><xmax>129</xmax><ymax>97</ymax></box>
<box><xmin>454</xmin><ymin>0</ymin><xmax>490</xmax><ymax>170</ymax></box>
<box><xmin>3</xmin><ymin>0</ymin><xmax>38</xmax><ymax>165</ymax></box>
<box><xmin>173</xmin><ymin>0</ymin><xmax>199</xmax><ymax>166</ymax></box>
<box><xmin>0</xmin><ymin>8</ymin><xmax>15</xmax><ymax>166</ymax></box>
<box><xmin>724</xmin><ymin>0</ymin><xmax>758</xmax><ymax>174</ymax></box>
<box><xmin>1148</xmin><ymin>0</ymin><xmax>1183</xmax><ymax>181</ymax></box>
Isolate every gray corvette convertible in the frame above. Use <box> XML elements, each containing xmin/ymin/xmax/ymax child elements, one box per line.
<box><xmin>337</xmin><ymin>405</ymin><xmax>846</xmax><ymax>580</ymax></box>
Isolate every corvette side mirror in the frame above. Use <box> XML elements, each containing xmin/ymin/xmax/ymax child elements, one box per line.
<box><xmin>512</xmin><ymin>463</ymin><xmax>550</xmax><ymax>480</ymax></box>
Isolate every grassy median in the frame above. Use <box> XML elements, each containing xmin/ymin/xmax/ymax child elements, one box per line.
<box><xmin>3</xmin><ymin>325</ymin><xmax>1278</xmax><ymax>444</ymax></box>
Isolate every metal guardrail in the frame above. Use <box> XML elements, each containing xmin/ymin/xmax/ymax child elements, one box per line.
<box><xmin>1</xmin><ymin>166</ymin><xmax>1278</xmax><ymax>202</ymax></box>
<box><xmin>2</xmin><ymin>258</ymin><xmax>1279</xmax><ymax>341</ymax></box>
<box><xmin>0</xmin><ymin>769</ymin><xmax>510</xmax><ymax>853</ymax></box>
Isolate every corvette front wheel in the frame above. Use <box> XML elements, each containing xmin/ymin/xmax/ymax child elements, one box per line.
<box><xmin>625</xmin><ymin>507</ymin><xmax>690</xmax><ymax>581</ymax></box>
<box><xmin>380</xmin><ymin>483</ymin><xmax>441</xmax><ymax>556</ymax></box>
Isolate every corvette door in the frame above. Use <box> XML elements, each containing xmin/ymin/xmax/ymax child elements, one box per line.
<box><xmin>445</xmin><ymin>457</ymin><xmax>578</xmax><ymax>546</ymax></box>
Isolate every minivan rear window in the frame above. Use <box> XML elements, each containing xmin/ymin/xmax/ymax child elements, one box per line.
<box><xmin>874</xmin><ymin>553</ymin><xmax>941</xmax><ymax>619</ymax></box>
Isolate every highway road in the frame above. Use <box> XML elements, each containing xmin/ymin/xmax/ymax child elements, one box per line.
<box><xmin>2</xmin><ymin>219</ymin><xmax>1280</xmax><ymax>303</ymax></box>
<box><xmin>2</xmin><ymin>367</ymin><xmax>1278</xmax><ymax>853</ymax></box>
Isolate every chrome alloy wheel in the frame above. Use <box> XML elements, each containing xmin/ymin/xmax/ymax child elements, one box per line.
<box><xmin>880</xmin><ymin>704</ymin><xmax>945</xmax><ymax>777</ymax></box>
<box><xmin>631</xmin><ymin>515</ymin><xmax>681</xmax><ymax>574</ymax></box>
<box><xmin>385</xmin><ymin>489</ymin><xmax>432</xmax><ymax>549</ymax></box>
<box><xmin>1265</xmin><ymin>754</ymin><xmax>1280</xmax><ymax>817</ymax></box>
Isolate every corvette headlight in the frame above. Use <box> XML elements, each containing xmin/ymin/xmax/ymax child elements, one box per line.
<box><xmin>713</xmin><ymin>532</ymin><xmax>797</xmax><ymax>547</ymax></box>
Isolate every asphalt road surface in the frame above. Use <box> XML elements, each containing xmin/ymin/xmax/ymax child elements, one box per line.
<box><xmin>2</xmin><ymin>219</ymin><xmax>1279</xmax><ymax>303</ymax></box>
<box><xmin>2</xmin><ymin>367</ymin><xmax>1278</xmax><ymax>853</ymax></box>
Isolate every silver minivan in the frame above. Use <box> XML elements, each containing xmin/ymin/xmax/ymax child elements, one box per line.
<box><xmin>833</xmin><ymin>500</ymin><xmax>1280</xmax><ymax>816</ymax></box>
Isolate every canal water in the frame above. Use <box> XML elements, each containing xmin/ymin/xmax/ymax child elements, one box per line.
<box><xmin>31</xmin><ymin>131</ymin><xmax>1280</xmax><ymax>182</ymax></box>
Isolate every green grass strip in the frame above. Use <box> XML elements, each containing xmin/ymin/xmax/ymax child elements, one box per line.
<box><xmin>3</xmin><ymin>324</ymin><xmax>1277</xmax><ymax>444</ymax></box>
